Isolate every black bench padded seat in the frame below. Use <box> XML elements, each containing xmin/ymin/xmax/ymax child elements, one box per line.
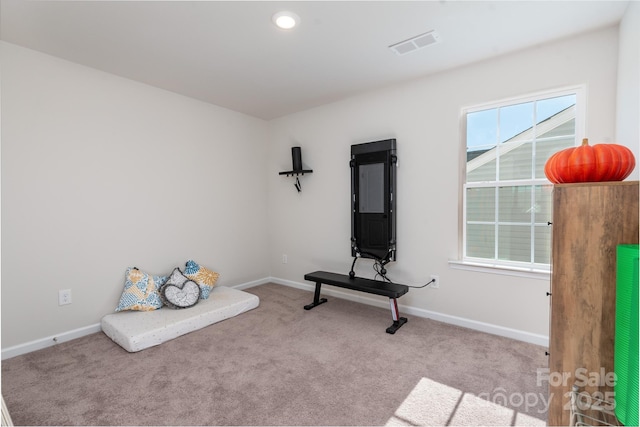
<box><xmin>303</xmin><ymin>270</ymin><xmax>409</xmax><ymax>334</ymax></box>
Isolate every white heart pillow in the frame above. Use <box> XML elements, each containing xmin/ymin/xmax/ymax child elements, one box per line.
<box><xmin>161</xmin><ymin>268</ymin><xmax>201</xmax><ymax>309</ymax></box>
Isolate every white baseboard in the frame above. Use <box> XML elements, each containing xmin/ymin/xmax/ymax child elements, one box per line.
<box><xmin>1</xmin><ymin>277</ymin><xmax>273</xmax><ymax>360</ymax></box>
<box><xmin>2</xmin><ymin>276</ymin><xmax>548</xmax><ymax>360</ymax></box>
<box><xmin>1</xmin><ymin>323</ymin><xmax>102</xmax><ymax>360</ymax></box>
<box><xmin>270</xmin><ymin>277</ymin><xmax>549</xmax><ymax>348</ymax></box>
<box><xmin>231</xmin><ymin>277</ymin><xmax>272</xmax><ymax>290</ymax></box>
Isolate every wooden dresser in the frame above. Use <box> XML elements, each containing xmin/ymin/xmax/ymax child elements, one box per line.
<box><xmin>547</xmin><ymin>181</ymin><xmax>639</xmax><ymax>425</ymax></box>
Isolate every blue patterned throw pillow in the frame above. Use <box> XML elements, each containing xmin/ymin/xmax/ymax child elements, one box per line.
<box><xmin>184</xmin><ymin>260</ymin><xmax>219</xmax><ymax>299</ymax></box>
<box><xmin>115</xmin><ymin>267</ymin><xmax>167</xmax><ymax>312</ymax></box>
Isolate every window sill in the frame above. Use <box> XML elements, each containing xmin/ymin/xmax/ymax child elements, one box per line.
<box><xmin>448</xmin><ymin>260</ymin><xmax>551</xmax><ymax>281</ymax></box>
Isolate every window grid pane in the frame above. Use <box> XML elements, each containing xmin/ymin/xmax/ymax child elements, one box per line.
<box><xmin>499</xmin><ymin>141</ymin><xmax>533</xmax><ymax>180</ymax></box>
<box><xmin>466</xmin><ymin>224</ymin><xmax>495</xmax><ymax>259</ymax></box>
<box><xmin>498</xmin><ymin>186</ymin><xmax>532</xmax><ymax>223</ymax></box>
<box><xmin>498</xmin><ymin>224</ymin><xmax>531</xmax><ymax>263</ymax></box>
<box><xmin>466</xmin><ymin>187</ymin><xmax>495</xmax><ymax>222</ymax></box>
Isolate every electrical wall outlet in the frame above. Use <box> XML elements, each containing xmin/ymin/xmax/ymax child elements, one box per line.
<box><xmin>59</xmin><ymin>289</ymin><xmax>72</xmax><ymax>305</ymax></box>
<box><xmin>282</xmin><ymin>254</ymin><xmax>288</xmax><ymax>264</ymax></box>
<box><xmin>430</xmin><ymin>275</ymin><xmax>440</xmax><ymax>289</ymax></box>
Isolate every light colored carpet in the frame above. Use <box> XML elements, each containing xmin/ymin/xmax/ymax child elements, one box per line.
<box><xmin>2</xmin><ymin>283</ymin><xmax>549</xmax><ymax>425</ymax></box>
<box><xmin>386</xmin><ymin>377</ymin><xmax>545</xmax><ymax>426</ymax></box>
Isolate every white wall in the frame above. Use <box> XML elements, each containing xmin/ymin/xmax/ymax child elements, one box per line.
<box><xmin>268</xmin><ymin>26</ymin><xmax>624</xmax><ymax>341</ymax></box>
<box><xmin>1</xmin><ymin>42</ymin><xmax>270</xmax><ymax>348</ymax></box>
<box><xmin>2</xmin><ymin>17</ymin><xmax>635</xmax><ymax>353</ymax></box>
<box><xmin>617</xmin><ymin>0</ymin><xmax>640</xmax><ymax>181</ymax></box>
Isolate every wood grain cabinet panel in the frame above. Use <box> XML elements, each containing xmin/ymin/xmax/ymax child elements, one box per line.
<box><xmin>547</xmin><ymin>181</ymin><xmax>639</xmax><ymax>426</ymax></box>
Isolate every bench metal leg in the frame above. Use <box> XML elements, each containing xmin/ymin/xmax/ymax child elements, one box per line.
<box><xmin>304</xmin><ymin>282</ymin><xmax>328</xmax><ymax>310</ymax></box>
<box><xmin>386</xmin><ymin>297</ymin><xmax>407</xmax><ymax>334</ymax></box>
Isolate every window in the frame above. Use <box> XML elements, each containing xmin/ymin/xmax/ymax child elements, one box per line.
<box><xmin>462</xmin><ymin>88</ymin><xmax>584</xmax><ymax>272</ymax></box>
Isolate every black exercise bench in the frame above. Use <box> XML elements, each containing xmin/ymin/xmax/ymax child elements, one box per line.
<box><xmin>303</xmin><ymin>270</ymin><xmax>409</xmax><ymax>334</ymax></box>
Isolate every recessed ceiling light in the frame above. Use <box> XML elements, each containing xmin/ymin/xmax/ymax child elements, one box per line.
<box><xmin>272</xmin><ymin>11</ymin><xmax>300</xmax><ymax>30</ymax></box>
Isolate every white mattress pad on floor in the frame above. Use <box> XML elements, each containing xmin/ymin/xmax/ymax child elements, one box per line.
<box><xmin>101</xmin><ymin>286</ymin><xmax>259</xmax><ymax>352</ymax></box>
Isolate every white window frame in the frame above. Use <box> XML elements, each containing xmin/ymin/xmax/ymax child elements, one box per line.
<box><xmin>454</xmin><ymin>85</ymin><xmax>586</xmax><ymax>278</ymax></box>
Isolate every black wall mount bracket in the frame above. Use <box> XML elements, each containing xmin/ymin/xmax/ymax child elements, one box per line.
<box><xmin>279</xmin><ymin>146</ymin><xmax>312</xmax><ymax>192</ymax></box>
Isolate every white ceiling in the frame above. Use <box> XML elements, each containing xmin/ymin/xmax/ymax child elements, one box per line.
<box><xmin>0</xmin><ymin>1</ymin><xmax>630</xmax><ymax>120</ymax></box>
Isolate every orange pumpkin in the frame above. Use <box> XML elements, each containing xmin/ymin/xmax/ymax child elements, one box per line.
<box><xmin>544</xmin><ymin>138</ymin><xmax>636</xmax><ymax>184</ymax></box>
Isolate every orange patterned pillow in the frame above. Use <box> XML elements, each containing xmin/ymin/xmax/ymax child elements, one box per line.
<box><xmin>184</xmin><ymin>260</ymin><xmax>219</xmax><ymax>299</ymax></box>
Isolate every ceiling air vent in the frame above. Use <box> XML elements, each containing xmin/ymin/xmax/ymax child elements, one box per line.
<box><xmin>389</xmin><ymin>30</ymin><xmax>441</xmax><ymax>56</ymax></box>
